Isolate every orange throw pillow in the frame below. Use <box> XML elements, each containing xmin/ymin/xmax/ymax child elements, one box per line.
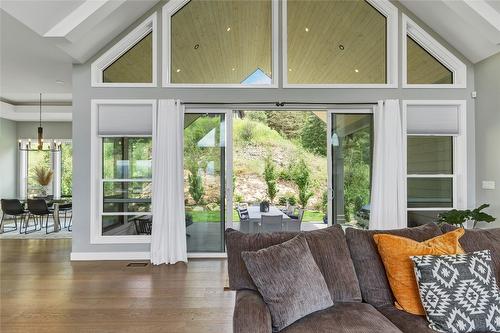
<box><xmin>373</xmin><ymin>228</ymin><xmax>465</xmax><ymax>315</ymax></box>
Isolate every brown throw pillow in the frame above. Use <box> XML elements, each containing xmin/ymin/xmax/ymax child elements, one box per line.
<box><xmin>241</xmin><ymin>234</ymin><xmax>333</xmax><ymax>332</ymax></box>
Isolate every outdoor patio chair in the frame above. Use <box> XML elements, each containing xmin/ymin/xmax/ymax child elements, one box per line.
<box><xmin>0</xmin><ymin>199</ymin><xmax>28</xmax><ymax>234</ymax></box>
<box><xmin>287</xmin><ymin>208</ymin><xmax>304</xmax><ymax>231</ymax></box>
<box><xmin>260</xmin><ymin>214</ymin><xmax>283</xmax><ymax>233</ymax></box>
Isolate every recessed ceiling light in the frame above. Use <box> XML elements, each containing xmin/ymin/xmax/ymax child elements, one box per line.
<box><xmin>55</xmin><ymin>80</ymin><xmax>64</xmax><ymax>84</ymax></box>
<box><xmin>354</xmin><ymin>69</ymin><xmax>359</xmax><ymax>73</ymax></box>
<box><xmin>338</xmin><ymin>44</ymin><xmax>345</xmax><ymax>50</ymax></box>
<box><xmin>288</xmin><ymin>68</ymin><xmax>292</xmax><ymax>72</ymax></box>
<box><xmin>176</xmin><ymin>68</ymin><xmax>181</xmax><ymax>73</ymax></box>
<box><xmin>226</xmin><ymin>27</ymin><xmax>231</xmax><ymax>32</ymax></box>
<box><xmin>232</xmin><ymin>67</ymin><xmax>236</xmax><ymax>71</ymax></box>
<box><xmin>305</xmin><ymin>27</ymin><xmax>309</xmax><ymax>32</ymax></box>
<box><xmin>194</xmin><ymin>44</ymin><xmax>199</xmax><ymax>49</ymax></box>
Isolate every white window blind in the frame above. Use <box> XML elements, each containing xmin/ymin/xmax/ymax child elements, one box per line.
<box><xmin>98</xmin><ymin>104</ymin><xmax>152</xmax><ymax>135</ymax></box>
<box><xmin>406</xmin><ymin>105</ymin><xmax>459</xmax><ymax>135</ymax></box>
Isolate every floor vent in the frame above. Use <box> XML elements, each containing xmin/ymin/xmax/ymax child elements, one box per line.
<box><xmin>126</xmin><ymin>262</ymin><xmax>149</xmax><ymax>267</ymax></box>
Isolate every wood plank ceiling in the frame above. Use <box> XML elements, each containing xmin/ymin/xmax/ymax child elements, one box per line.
<box><xmin>103</xmin><ymin>0</ymin><xmax>454</xmax><ymax>85</ymax></box>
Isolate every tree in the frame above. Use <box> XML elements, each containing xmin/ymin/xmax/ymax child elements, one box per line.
<box><xmin>300</xmin><ymin>113</ymin><xmax>327</xmax><ymax>156</ymax></box>
<box><xmin>263</xmin><ymin>155</ymin><xmax>278</xmax><ymax>203</ymax></box>
<box><xmin>188</xmin><ymin>167</ymin><xmax>205</xmax><ymax>205</ymax></box>
<box><xmin>265</xmin><ymin>111</ymin><xmax>306</xmax><ymax>140</ymax></box>
<box><xmin>290</xmin><ymin>159</ymin><xmax>314</xmax><ymax>209</ymax></box>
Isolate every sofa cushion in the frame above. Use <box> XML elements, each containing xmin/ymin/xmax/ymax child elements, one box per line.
<box><xmin>411</xmin><ymin>250</ymin><xmax>500</xmax><ymax>333</ymax></box>
<box><xmin>281</xmin><ymin>302</ymin><xmax>402</xmax><ymax>333</ymax></box>
<box><xmin>242</xmin><ymin>235</ymin><xmax>333</xmax><ymax>332</ymax></box>
<box><xmin>373</xmin><ymin>228</ymin><xmax>465</xmax><ymax>315</ymax></box>
<box><xmin>441</xmin><ymin>224</ymin><xmax>500</xmax><ymax>284</ymax></box>
<box><xmin>345</xmin><ymin>223</ymin><xmax>442</xmax><ymax>307</ymax></box>
<box><xmin>225</xmin><ymin>225</ymin><xmax>362</xmax><ymax>302</ymax></box>
<box><xmin>377</xmin><ymin>305</ymin><xmax>436</xmax><ymax>333</ymax></box>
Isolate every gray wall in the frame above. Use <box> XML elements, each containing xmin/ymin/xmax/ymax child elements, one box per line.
<box><xmin>17</xmin><ymin>121</ymin><xmax>72</xmax><ymax>139</ymax></box>
<box><xmin>474</xmin><ymin>52</ymin><xmax>500</xmax><ymax>229</ymax></box>
<box><xmin>0</xmin><ymin>118</ymin><xmax>17</xmax><ymax>199</ymax></box>
<box><xmin>72</xmin><ymin>1</ymin><xmax>477</xmax><ymax>255</ymax></box>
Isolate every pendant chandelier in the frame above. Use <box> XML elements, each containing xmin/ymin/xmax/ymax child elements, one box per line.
<box><xmin>18</xmin><ymin>93</ymin><xmax>62</xmax><ymax>152</ymax></box>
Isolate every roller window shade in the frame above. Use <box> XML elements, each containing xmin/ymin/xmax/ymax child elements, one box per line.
<box><xmin>406</xmin><ymin>105</ymin><xmax>459</xmax><ymax>135</ymax></box>
<box><xmin>98</xmin><ymin>104</ymin><xmax>152</xmax><ymax>135</ymax></box>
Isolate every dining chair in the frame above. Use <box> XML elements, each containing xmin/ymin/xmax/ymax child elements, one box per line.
<box><xmin>58</xmin><ymin>203</ymin><xmax>72</xmax><ymax>229</ymax></box>
<box><xmin>0</xmin><ymin>199</ymin><xmax>28</xmax><ymax>234</ymax></box>
<box><xmin>26</xmin><ymin>199</ymin><xmax>55</xmax><ymax>234</ymax></box>
<box><xmin>260</xmin><ymin>214</ymin><xmax>283</xmax><ymax>233</ymax></box>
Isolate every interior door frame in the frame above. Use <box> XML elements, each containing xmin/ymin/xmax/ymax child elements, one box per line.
<box><xmin>326</xmin><ymin>107</ymin><xmax>375</xmax><ymax>227</ymax></box>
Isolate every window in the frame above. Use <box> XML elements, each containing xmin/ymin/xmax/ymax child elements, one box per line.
<box><xmin>19</xmin><ymin>139</ymin><xmax>71</xmax><ymax>199</ymax></box>
<box><xmin>163</xmin><ymin>0</ymin><xmax>277</xmax><ymax>86</ymax></box>
<box><xmin>404</xmin><ymin>101</ymin><xmax>467</xmax><ymax>227</ymax></box>
<box><xmin>101</xmin><ymin>137</ymin><xmax>152</xmax><ymax>236</ymax></box>
<box><xmin>61</xmin><ymin>141</ymin><xmax>73</xmax><ymax>197</ymax></box>
<box><xmin>402</xmin><ymin>15</ymin><xmax>466</xmax><ymax>88</ymax></box>
<box><xmin>102</xmin><ymin>32</ymin><xmax>152</xmax><ymax>83</ymax></box>
<box><xmin>27</xmin><ymin>148</ymin><xmax>52</xmax><ymax>198</ymax></box>
<box><xmin>284</xmin><ymin>0</ymin><xmax>397</xmax><ymax>87</ymax></box>
<box><xmin>406</xmin><ymin>36</ymin><xmax>453</xmax><ymax>85</ymax></box>
<box><xmin>91</xmin><ymin>13</ymin><xmax>157</xmax><ymax>87</ymax></box>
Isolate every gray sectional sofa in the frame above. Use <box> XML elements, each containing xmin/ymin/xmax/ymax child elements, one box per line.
<box><xmin>226</xmin><ymin>223</ymin><xmax>500</xmax><ymax>333</ymax></box>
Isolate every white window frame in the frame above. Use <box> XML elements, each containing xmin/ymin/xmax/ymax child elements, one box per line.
<box><xmin>162</xmin><ymin>0</ymin><xmax>279</xmax><ymax>88</ymax></box>
<box><xmin>90</xmin><ymin>99</ymin><xmax>156</xmax><ymax>244</ymax></box>
<box><xmin>402</xmin><ymin>15</ymin><xmax>466</xmax><ymax>89</ymax></box>
<box><xmin>403</xmin><ymin>100</ymin><xmax>467</xmax><ymax>224</ymax></box>
<box><xmin>282</xmin><ymin>0</ymin><xmax>398</xmax><ymax>88</ymax></box>
<box><xmin>18</xmin><ymin>139</ymin><xmax>65</xmax><ymax>199</ymax></box>
<box><xmin>91</xmin><ymin>13</ymin><xmax>157</xmax><ymax>87</ymax></box>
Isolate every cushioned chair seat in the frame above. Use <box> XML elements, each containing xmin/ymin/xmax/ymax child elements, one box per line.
<box><xmin>281</xmin><ymin>303</ymin><xmax>402</xmax><ymax>333</ymax></box>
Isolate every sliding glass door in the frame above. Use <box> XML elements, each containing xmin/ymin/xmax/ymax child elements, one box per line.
<box><xmin>328</xmin><ymin>110</ymin><xmax>374</xmax><ymax>229</ymax></box>
<box><xmin>183</xmin><ymin>111</ymin><xmax>230</xmax><ymax>252</ymax></box>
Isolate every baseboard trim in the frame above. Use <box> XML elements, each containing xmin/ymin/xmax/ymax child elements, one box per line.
<box><xmin>70</xmin><ymin>251</ymin><xmax>227</xmax><ymax>261</ymax></box>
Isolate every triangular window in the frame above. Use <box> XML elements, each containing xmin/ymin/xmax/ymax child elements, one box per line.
<box><xmin>403</xmin><ymin>14</ymin><xmax>466</xmax><ymax>88</ymax></box>
<box><xmin>91</xmin><ymin>13</ymin><xmax>157</xmax><ymax>87</ymax></box>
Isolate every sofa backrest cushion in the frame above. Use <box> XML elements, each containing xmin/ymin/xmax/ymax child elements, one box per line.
<box><xmin>225</xmin><ymin>225</ymin><xmax>362</xmax><ymax>302</ymax></box>
<box><xmin>345</xmin><ymin>223</ymin><xmax>442</xmax><ymax>307</ymax></box>
<box><xmin>441</xmin><ymin>224</ymin><xmax>500</xmax><ymax>284</ymax></box>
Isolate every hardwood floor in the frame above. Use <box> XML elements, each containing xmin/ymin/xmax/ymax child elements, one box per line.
<box><xmin>0</xmin><ymin>239</ymin><xmax>234</xmax><ymax>333</ymax></box>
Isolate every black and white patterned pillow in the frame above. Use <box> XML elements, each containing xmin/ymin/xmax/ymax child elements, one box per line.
<box><xmin>411</xmin><ymin>250</ymin><xmax>500</xmax><ymax>333</ymax></box>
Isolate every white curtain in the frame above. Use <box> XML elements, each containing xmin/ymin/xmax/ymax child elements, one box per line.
<box><xmin>369</xmin><ymin>100</ymin><xmax>407</xmax><ymax>230</ymax></box>
<box><xmin>151</xmin><ymin>99</ymin><xmax>187</xmax><ymax>265</ymax></box>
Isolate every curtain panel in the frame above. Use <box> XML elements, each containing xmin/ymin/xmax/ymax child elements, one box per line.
<box><xmin>151</xmin><ymin>99</ymin><xmax>187</xmax><ymax>264</ymax></box>
<box><xmin>369</xmin><ymin>100</ymin><xmax>407</xmax><ymax>230</ymax></box>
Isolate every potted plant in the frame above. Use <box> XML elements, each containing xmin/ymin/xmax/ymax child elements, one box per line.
<box><xmin>33</xmin><ymin>166</ymin><xmax>53</xmax><ymax>197</ymax></box>
<box><xmin>260</xmin><ymin>199</ymin><xmax>270</xmax><ymax>213</ymax></box>
<box><xmin>438</xmin><ymin>204</ymin><xmax>496</xmax><ymax>229</ymax></box>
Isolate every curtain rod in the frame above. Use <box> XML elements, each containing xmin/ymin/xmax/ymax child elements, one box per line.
<box><xmin>180</xmin><ymin>101</ymin><xmax>377</xmax><ymax>106</ymax></box>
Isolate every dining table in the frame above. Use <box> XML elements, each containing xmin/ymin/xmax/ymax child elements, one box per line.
<box><xmin>240</xmin><ymin>205</ymin><xmax>299</xmax><ymax>233</ymax></box>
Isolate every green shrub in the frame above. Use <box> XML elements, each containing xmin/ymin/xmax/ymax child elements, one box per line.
<box><xmin>290</xmin><ymin>159</ymin><xmax>313</xmax><ymax>208</ymax></box>
<box><xmin>246</xmin><ymin>111</ymin><xmax>267</xmax><ymax>124</ymax></box>
<box><xmin>188</xmin><ymin>170</ymin><xmax>205</xmax><ymax>205</ymax></box>
<box><xmin>263</xmin><ymin>155</ymin><xmax>278</xmax><ymax>203</ymax></box>
<box><xmin>278</xmin><ymin>196</ymin><xmax>287</xmax><ymax>206</ymax></box>
<box><xmin>284</xmin><ymin>192</ymin><xmax>297</xmax><ymax>206</ymax></box>
<box><xmin>300</xmin><ymin>114</ymin><xmax>327</xmax><ymax>156</ymax></box>
<box><xmin>240</xmin><ymin>121</ymin><xmax>256</xmax><ymax>142</ymax></box>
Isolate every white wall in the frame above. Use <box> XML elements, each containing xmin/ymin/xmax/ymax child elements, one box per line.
<box><xmin>0</xmin><ymin>117</ymin><xmax>17</xmax><ymax>199</ymax></box>
<box><xmin>475</xmin><ymin>52</ymin><xmax>500</xmax><ymax>228</ymax></box>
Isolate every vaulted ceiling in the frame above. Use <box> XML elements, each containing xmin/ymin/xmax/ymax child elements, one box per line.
<box><xmin>0</xmin><ymin>0</ymin><xmax>499</xmax><ymax>105</ymax></box>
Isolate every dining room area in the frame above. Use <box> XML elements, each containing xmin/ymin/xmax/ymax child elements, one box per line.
<box><xmin>0</xmin><ymin>115</ymin><xmax>73</xmax><ymax>240</ymax></box>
